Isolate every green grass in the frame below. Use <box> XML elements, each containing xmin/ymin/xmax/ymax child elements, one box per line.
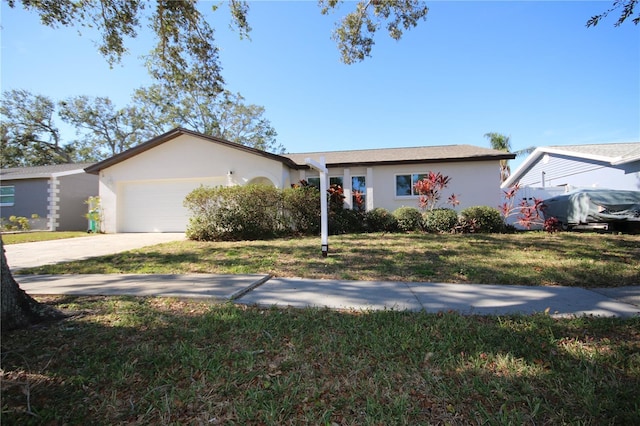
<box><xmin>2</xmin><ymin>296</ymin><xmax>639</xmax><ymax>424</ymax></box>
<box><xmin>1</xmin><ymin>231</ymin><xmax>91</xmax><ymax>244</ymax></box>
<box><xmin>17</xmin><ymin>232</ymin><xmax>640</xmax><ymax>288</ymax></box>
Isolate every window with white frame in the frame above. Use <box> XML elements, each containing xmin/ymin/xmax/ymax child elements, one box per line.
<box><xmin>0</xmin><ymin>186</ymin><xmax>15</xmax><ymax>206</ymax></box>
<box><xmin>395</xmin><ymin>173</ymin><xmax>428</xmax><ymax>197</ymax></box>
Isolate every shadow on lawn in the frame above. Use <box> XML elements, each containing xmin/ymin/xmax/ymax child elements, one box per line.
<box><xmin>14</xmin><ymin>233</ymin><xmax>640</xmax><ymax>287</ymax></box>
<box><xmin>2</xmin><ymin>297</ymin><xmax>639</xmax><ymax>425</ymax></box>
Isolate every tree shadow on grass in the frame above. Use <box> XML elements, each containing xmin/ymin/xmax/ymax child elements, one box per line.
<box><xmin>2</xmin><ymin>297</ymin><xmax>638</xmax><ymax>425</ymax></box>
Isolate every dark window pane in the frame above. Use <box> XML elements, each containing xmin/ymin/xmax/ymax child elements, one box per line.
<box><xmin>395</xmin><ymin>175</ymin><xmax>411</xmax><ymax>196</ymax></box>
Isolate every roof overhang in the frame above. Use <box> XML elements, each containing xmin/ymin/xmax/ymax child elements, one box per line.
<box><xmin>318</xmin><ymin>154</ymin><xmax>515</xmax><ymax>169</ymax></box>
<box><xmin>84</xmin><ymin>127</ymin><xmax>300</xmax><ymax>174</ymax></box>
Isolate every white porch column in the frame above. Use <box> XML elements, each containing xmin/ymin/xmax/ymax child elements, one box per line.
<box><xmin>366</xmin><ymin>167</ymin><xmax>374</xmax><ymax>211</ymax></box>
<box><xmin>343</xmin><ymin>168</ymin><xmax>352</xmax><ymax>209</ymax></box>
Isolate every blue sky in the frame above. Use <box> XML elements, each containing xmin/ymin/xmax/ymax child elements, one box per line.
<box><xmin>1</xmin><ymin>1</ymin><xmax>638</xmax><ymax>170</ymax></box>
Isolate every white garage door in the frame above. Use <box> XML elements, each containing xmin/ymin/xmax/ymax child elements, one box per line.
<box><xmin>118</xmin><ymin>179</ymin><xmax>220</xmax><ymax>232</ymax></box>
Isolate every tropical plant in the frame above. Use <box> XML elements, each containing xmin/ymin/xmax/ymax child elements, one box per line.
<box><xmin>500</xmin><ymin>184</ymin><xmax>558</xmax><ymax>232</ymax></box>
<box><xmin>484</xmin><ymin>132</ymin><xmax>536</xmax><ymax>183</ymax></box>
<box><xmin>413</xmin><ymin>171</ymin><xmax>459</xmax><ymax>212</ymax></box>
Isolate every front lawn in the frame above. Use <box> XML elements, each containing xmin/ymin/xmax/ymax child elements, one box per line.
<box><xmin>16</xmin><ymin>232</ymin><xmax>640</xmax><ymax>288</ymax></box>
<box><xmin>2</xmin><ymin>296</ymin><xmax>639</xmax><ymax>424</ymax></box>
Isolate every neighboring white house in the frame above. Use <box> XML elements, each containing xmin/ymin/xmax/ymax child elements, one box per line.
<box><xmin>498</xmin><ymin>142</ymin><xmax>640</xmax><ymax>229</ymax></box>
<box><xmin>502</xmin><ymin>142</ymin><xmax>640</xmax><ymax>192</ymax></box>
<box><xmin>85</xmin><ymin>128</ymin><xmax>515</xmax><ymax>233</ymax></box>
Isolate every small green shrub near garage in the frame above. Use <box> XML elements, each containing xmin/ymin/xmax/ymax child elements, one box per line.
<box><xmin>184</xmin><ymin>184</ymin><xmax>323</xmax><ymax>241</ymax></box>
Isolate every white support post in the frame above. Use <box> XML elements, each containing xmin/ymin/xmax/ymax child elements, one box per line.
<box><xmin>305</xmin><ymin>156</ymin><xmax>329</xmax><ymax>257</ymax></box>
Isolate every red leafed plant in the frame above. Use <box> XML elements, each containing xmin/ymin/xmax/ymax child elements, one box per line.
<box><xmin>414</xmin><ymin>171</ymin><xmax>459</xmax><ymax>211</ymax></box>
<box><xmin>353</xmin><ymin>190</ymin><xmax>365</xmax><ymax>211</ymax></box>
<box><xmin>501</xmin><ymin>183</ymin><xmax>558</xmax><ymax>232</ymax></box>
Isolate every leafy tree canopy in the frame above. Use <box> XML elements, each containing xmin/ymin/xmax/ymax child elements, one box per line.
<box><xmin>7</xmin><ymin>0</ymin><xmax>430</xmax><ymax>76</ymax></box>
<box><xmin>1</xmin><ymin>87</ymin><xmax>283</xmax><ymax>166</ymax></box>
<box><xmin>0</xmin><ymin>89</ymin><xmax>76</xmax><ymax>167</ymax></box>
<box><xmin>133</xmin><ymin>86</ymin><xmax>283</xmax><ymax>153</ymax></box>
<box><xmin>586</xmin><ymin>0</ymin><xmax>639</xmax><ymax>27</ymax></box>
<box><xmin>58</xmin><ymin>95</ymin><xmax>152</xmax><ymax>161</ymax></box>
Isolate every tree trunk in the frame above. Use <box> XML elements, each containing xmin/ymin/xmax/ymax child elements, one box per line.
<box><xmin>1</xmin><ymin>237</ymin><xmax>64</xmax><ymax>333</ymax></box>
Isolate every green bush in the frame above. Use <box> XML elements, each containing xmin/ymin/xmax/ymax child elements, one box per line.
<box><xmin>184</xmin><ymin>185</ymin><xmax>286</xmax><ymax>241</ymax></box>
<box><xmin>282</xmin><ymin>185</ymin><xmax>321</xmax><ymax>235</ymax></box>
<box><xmin>330</xmin><ymin>208</ymin><xmax>365</xmax><ymax>235</ymax></box>
<box><xmin>1</xmin><ymin>215</ymin><xmax>39</xmax><ymax>231</ymax></box>
<box><xmin>364</xmin><ymin>208</ymin><xmax>398</xmax><ymax>232</ymax></box>
<box><xmin>393</xmin><ymin>206</ymin><xmax>423</xmax><ymax>232</ymax></box>
<box><xmin>459</xmin><ymin>206</ymin><xmax>505</xmax><ymax>233</ymax></box>
<box><xmin>423</xmin><ymin>208</ymin><xmax>458</xmax><ymax>233</ymax></box>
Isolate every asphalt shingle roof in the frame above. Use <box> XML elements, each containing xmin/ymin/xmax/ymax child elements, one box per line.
<box><xmin>546</xmin><ymin>142</ymin><xmax>640</xmax><ymax>162</ymax></box>
<box><xmin>285</xmin><ymin>145</ymin><xmax>514</xmax><ymax>167</ymax></box>
<box><xmin>0</xmin><ymin>163</ymin><xmax>95</xmax><ymax>180</ymax></box>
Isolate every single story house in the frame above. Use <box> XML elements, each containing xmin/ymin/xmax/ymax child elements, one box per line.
<box><xmin>502</xmin><ymin>142</ymin><xmax>640</xmax><ymax>192</ymax></box>
<box><xmin>0</xmin><ymin>163</ymin><xmax>98</xmax><ymax>231</ymax></box>
<box><xmin>85</xmin><ymin>128</ymin><xmax>515</xmax><ymax>233</ymax></box>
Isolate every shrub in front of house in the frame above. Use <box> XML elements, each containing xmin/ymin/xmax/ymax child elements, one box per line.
<box><xmin>184</xmin><ymin>185</ymin><xmax>287</xmax><ymax>241</ymax></box>
<box><xmin>330</xmin><ymin>208</ymin><xmax>365</xmax><ymax>235</ymax></box>
<box><xmin>364</xmin><ymin>207</ymin><xmax>398</xmax><ymax>233</ymax></box>
<box><xmin>282</xmin><ymin>185</ymin><xmax>321</xmax><ymax>235</ymax></box>
<box><xmin>1</xmin><ymin>215</ymin><xmax>36</xmax><ymax>231</ymax></box>
<box><xmin>393</xmin><ymin>206</ymin><xmax>423</xmax><ymax>232</ymax></box>
<box><xmin>423</xmin><ymin>208</ymin><xmax>459</xmax><ymax>233</ymax></box>
<box><xmin>459</xmin><ymin>206</ymin><xmax>505</xmax><ymax>233</ymax></box>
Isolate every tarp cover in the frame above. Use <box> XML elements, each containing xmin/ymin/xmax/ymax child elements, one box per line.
<box><xmin>542</xmin><ymin>189</ymin><xmax>640</xmax><ymax>225</ymax></box>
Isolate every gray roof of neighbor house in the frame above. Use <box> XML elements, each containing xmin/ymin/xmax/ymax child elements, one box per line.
<box><xmin>84</xmin><ymin>127</ymin><xmax>515</xmax><ymax>174</ymax></box>
<box><xmin>285</xmin><ymin>145</ymin><xmax>515</xmax><ymax>167</ymax></box>
<box><xmin>0</xmin><ymin>163</ymin><xmax>96</xmax><ymax>181</ymax></box>
<box><xmin>541</xmin><ymin>142</ymin><xmax>640</xmax><ymax>164</ymax></box>
<box><xmin>501</xmin><ymin>142</ymin><xmax>640</xmax><ymax>188</ymax></box>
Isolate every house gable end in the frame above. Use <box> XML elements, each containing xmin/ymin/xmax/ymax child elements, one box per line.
<box><xmin>504</xmin><ymin>142</ymin><xmax>640</xmax><ymax>188</ymax></box>
<box><xmin>85</xmin><ymin>128</ymin><xmax>298</xmax><ymax>174</ymax></box>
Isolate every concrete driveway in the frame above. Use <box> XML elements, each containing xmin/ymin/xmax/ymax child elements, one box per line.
<box><xmin>4</xmin><ymin>233</ymin><xmax>185</xmax><ymax>271</ymax></box>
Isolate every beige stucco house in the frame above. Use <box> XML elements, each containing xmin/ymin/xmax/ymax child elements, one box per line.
<box><xmin>85</xmin><ymin>128</ymin><xmax>515</xmax><ymax>233</ymax></box>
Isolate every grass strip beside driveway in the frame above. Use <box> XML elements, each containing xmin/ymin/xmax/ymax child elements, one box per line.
<box><xmin>2</xmin><ymin>231</ymin><xmax>91</xmax><ymax>244</ymax></box>
<box><xmin>16</xmin><ymin>232</ymin><xmax>640</xmax><ymax>288</ymax></box>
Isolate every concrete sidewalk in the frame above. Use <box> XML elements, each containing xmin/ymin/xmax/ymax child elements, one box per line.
<box><xmin>15</xmin><ymin>274</ymin><xmax>640</xmax><ymax>318</ymax></box>
<box><xmin>9</xmin><ymin>234</ymin><xmax>639</xmax><ymax>318</ymax></box>
<box><xmin>17</xmin><ymin>274</ymin><xmax>270</xmax><ymax>300</ymax></box>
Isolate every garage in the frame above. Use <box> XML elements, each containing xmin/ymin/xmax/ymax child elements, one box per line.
<box><xmin>117</xmin><ymin>178</ymin><xmax>222</xmax><ymax>232</ymax></box>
